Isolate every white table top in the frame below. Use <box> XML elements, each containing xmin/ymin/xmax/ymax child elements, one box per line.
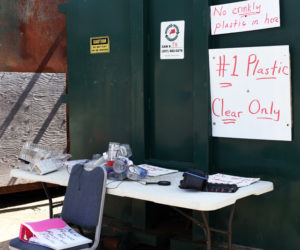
<box><xmin>10</xmin><ymin>168</ymin><xmax>273</xmax><ymax>211</ymax></box>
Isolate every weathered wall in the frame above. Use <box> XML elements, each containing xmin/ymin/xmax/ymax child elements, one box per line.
<box><xmin>0</xmin><ymin>72</ymin><xmax>67</xmax><ymax>187</ymax></box>
<box><xmin>0</xmin><ymin>0</ymin><xmax>68</xmax><ymax>73</ymax></box>
<box><xmin>0</xmin><ymin>0</ymin><xmax>69</xmax><ymax>190</ymax></box>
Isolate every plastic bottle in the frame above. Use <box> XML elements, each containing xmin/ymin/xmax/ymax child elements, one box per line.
<box><xmin>108</xmin><ymin>171</ymin><xmax>127</xmax><ymax>181</ymax></box>
<box><xmin>105</xmin><ymin>164</ymin><xmax>114</xmax><ymax>175</ymax></box>
<box><xmin>112</xmin><ymin>158</ymin><xmax>128</xmax><ymax>173</ymax></box>
<box><xmin>126</xmin><ymin>165</ymin><xmax>148</xmax><ymax>181</ymax></box>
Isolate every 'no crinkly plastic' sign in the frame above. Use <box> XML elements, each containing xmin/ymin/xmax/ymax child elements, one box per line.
<box><xmin>160</xmin><ymin>20</ymin><xmax>185</xmax><ymax>60</ymax></box>
<box><xmin>210</xmin><ymin>0</ymin><xmax>280</xmax><ymax>35</ymax></box>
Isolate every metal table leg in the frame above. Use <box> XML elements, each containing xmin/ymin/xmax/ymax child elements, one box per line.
<box><xmin>201</xmin><ymin>211</ymin><xmax>211</xmax><ymax>250</ymax></box>
<box><xmin>172</xmin><ymin>203</ymin><xmax>236</xmax><ymax>250</ymax></box>
<box><xmin>41</xmin><ymin>182</ymin><xmax>54</xmax><ymax>218</ymax></box>
<box><xmin>227</xmin><ymin>203</ymin><xmax>236</xmax><ymax>250</ymax></box>
<box><xmin>41</xmin><ymin>182</ymin><xmax>64</xmax><ymax>218</ymax></box>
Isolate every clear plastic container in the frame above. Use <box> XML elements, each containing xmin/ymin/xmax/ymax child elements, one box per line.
<box><xmin>108</xmin><ymin>171</ymin><xmax>127</xmax><ymax>181</ymax></box>
<box><xmin>107</xmin><ymin>142</ymin><xmax>120</xmax><ymax>161</ymax></box>
<box><xmin>126</xmin><ymin>165</ymin><xmax>148</xmax><ymax>180</ymax></box>
<box><xmin>112</xmin><ymin>158</ymin><xmax>128</xmax><ymax>173</ymax></box>
<box><xmin>117</xmin><ymin>144</ymin><xmax>132</xmax><ymax>158</ymax></box>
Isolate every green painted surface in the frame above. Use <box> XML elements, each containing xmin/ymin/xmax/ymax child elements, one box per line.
<box><xmin>210</xmin><ymin>0</ymin><xmax>300</xmax><ymax>249</ymax></box>
<box><xmin>60</xmin><ymin>0</ymin><xmax>132</xmax><ymax>158</ymax></box>
<box><xmin>145</xmin><ymin>0</ymin><xmax>194</xmax><ymax>163</ymax></box>
<box><xmin>62</xmin><ymin>0</ymin><xmax>300</xmax><ymax>249</ymax></box>
<box><xmin>144</xmin><ymin>0</ymin><xmax>210</xmax><ymax>171</ymax></box>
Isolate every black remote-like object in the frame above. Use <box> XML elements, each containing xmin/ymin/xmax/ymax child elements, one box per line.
<box><xmin>146</xmin><ymin>181</ymin><xmax>171</xmax><ymax>186</ymax></box>
<box><xmin>203</xmin><ymin>183</ymin><xmax>238</xmax><ymax>193</ymax></box>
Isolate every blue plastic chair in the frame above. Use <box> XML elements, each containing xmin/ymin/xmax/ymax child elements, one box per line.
<box><xmin>9</xmin><ymin>164</ymin><xmax>107</xmax><ymax>250</ymax></box>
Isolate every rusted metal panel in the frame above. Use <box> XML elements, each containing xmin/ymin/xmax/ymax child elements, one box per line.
<box><xmin>0</xmin><ymin>0</ymin><xmax>68</xmax><ymax>73</ymax></box>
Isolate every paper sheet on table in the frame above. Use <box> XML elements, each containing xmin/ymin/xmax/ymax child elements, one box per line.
<box><xmin>138</xmin><ymin>164</ymin><xmax>178</xmax><ymax>177</ymax></box>
<box><xmin>208</xmin><ymin>173</ymin><xmax>260</xmax><ymax>187</ymax></box>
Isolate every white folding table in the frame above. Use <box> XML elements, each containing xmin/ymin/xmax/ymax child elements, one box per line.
<box><xmin>10</xmin><ymin>168</ymin><xmax>273</xmax><ymax>250</ymax></box>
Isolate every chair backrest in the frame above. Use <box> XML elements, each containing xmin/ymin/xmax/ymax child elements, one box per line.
<box><xmin>61</xmin><ymin>164</ymin><xmax>107</xmax><ymax>249</ymax></box>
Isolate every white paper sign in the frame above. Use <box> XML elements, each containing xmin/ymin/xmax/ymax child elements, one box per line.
<box><xmin>210</xmin><ymin>0</ymin><xmax>280</xmax><ymax>35</ymax></box>
<box><xmin>209</xmin><ymin>45</ymin><xmax>292</xmax><ymax>141</ymax></box>
<box><xmin>160</xmin><ymin>20</ymin><xmax>185</xmax><ymax>59</ymax></box>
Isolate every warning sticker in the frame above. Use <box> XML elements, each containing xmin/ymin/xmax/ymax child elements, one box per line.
<box><xmin>90</xmin><ymin>36</ymin><xmax>110</xmax><ymax>54</ymax></box>
<box><xmin>160</xmin><ymin>21</ymin><xmax>185</xmax><ymax>60</ymax></box>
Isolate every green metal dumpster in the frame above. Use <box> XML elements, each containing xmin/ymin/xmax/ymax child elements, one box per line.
<box><xmin>59</xmin><ymin>0</ymin><xmax>300</xmax><ymax>249</ymax></box>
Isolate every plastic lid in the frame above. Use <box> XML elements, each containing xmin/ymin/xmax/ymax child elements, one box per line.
<box><xmin>106</xmin><ymin>161</ymin><xmax>114</xmax><ymax>166</ymax></box>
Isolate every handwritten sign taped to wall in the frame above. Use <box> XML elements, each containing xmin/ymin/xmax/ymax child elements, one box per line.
<box><xmin>210</xmin><ymin>0</ymin><xmax>280</xmax><ymax>35</ymax></box>
<box><xmin>209</xmin><ymin>45</ymin><xmax>292</xmax><ymax>141</ymax></box>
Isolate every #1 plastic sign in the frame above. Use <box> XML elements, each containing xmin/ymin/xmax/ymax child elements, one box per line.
<box><xmin>209</xmin><ymin>45</ymin><xmax>292</xmax><ymax>141</ymax></box>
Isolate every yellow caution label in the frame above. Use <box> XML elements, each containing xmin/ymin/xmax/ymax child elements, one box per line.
<box><xmin>90</xmin><ymin>36</ymin><xmax>110</xmax><ymax>54</ymax></box>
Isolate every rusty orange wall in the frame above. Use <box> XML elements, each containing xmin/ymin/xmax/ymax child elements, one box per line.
<box><xmin>0</xmin><ymin>0</ymin><xmax>68</xmax><ymax>73</ymax></box>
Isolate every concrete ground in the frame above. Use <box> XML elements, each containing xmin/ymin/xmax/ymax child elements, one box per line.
<box><xmin>0</xmin><ymin>188</ymin><xmax>65</xmax><ymax>250</ymax></box>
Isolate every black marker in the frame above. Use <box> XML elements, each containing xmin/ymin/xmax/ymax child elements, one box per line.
<box><xmin>145</xmin><ymin>181</ymin><xmax>171</xmax><ymax>186</ymax></box>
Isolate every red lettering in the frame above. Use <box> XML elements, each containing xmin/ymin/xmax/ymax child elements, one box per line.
<box><xmin>249</xmin><ymin>99</ymin><xmax>260</xmax><ymax>114</ymax></box>
<box><xmin>247</xmin><ymin>54</ymin><xmax>257</xmax><ymax>76</ymax></box>
<box><xmin>271</xmin><ymin>60</ymin><xmax>278</xmax><ymax>75</ymax></box>
<box><xmin>221</xmin><ymin>98</ymin><xmax>224</xmax><ymax>116</ymax></box>
<box><xmin>249</xmin><ymin>100</ymin><xmax>280</xmax><ymax>121</ymax></box>
<box><xmin>261</xmin><ymin>108</ymin><xmax>268</xmax><ymax>115</ymax></box>
<box><xmin>264</xmin><ymin>13</ymin><xmax>270</xmax><ymax>24</ymax></box>
<box><xmin>270</xmin><ymin>102</ymin><xmax>274</xmax><ymax>114</ymax></box>
<box><xmin>212</xmin><ymin>98</ymin><xmax>243</xmax><ymax>121</ymax></box>
<box><xmin>212</xmin><ymin>98</ymin><xmax>221</xmax><ymax>117</ymax></box>
<box><xmin>231</xmin><ymin>55</ymin><xmax>239</xmax><ymax>77</ymax></box>
<box><xmin>257</xmin><ymin>68</ymin><xmax>264</xmax><ymax>75</ymax></box>
<box><xmin>253</xmin><ymin>60</ymin><xmax>259</xmax><ymax>76</ymax></box>
<box><xmin>265</xmin><ymin>13</ymin><xmax>280</xmax><ymax>24</ymax></box>
<box><xmin>282</xmin><ymin>66</ymin><xmax>289</xmax><ymax>75</ymax></box>
<box><xmin>213</xmin><ymin>6</ymin><xmax>226</xmax><ymax>17</ymax></box>
<box><xmin>265</xmin><ymin>68</ymin><xmax>269</xmax><ymax>75</ymax></box>
<box><xmin>214</xmin><ymin>23</ymin><xmax>221</xmax><ymax>35</ymax></box>
<box><xmin>274</xmin><ymin>109</ymin><xmax>280</xmax><ymax>121</ymax></box>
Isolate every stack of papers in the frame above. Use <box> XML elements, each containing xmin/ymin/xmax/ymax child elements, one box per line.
<box><xmin>208</xmin><ymin>173</ymin><xmax>260</xmax><ymax>187</ymax></box>
<box><xmin>138</xmin><ymin>164</ymin><xmax>178</xmax><ymax>177</ymax></box>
